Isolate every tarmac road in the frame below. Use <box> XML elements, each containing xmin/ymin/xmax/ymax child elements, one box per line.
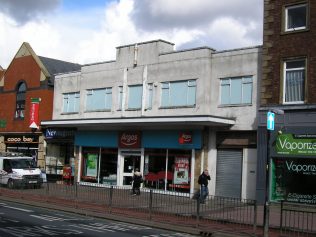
<box><xmin>0</xmin><ymin>201</ymin><xmax>198</xmax><ymax>237</ymax></box>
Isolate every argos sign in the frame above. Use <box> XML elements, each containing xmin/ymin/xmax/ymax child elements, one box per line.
<box><xmin>119</xmin><ymin>132</ymin><xmax>141</xmax><ymax>148</ymax></box>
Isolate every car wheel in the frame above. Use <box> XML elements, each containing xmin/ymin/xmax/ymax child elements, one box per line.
<box><xmin>7</xmin><ymin>179</ymin><xmax>15</xmax><ymax>189</ymax></box>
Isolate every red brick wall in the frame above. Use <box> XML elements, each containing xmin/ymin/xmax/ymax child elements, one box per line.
<box><xmin>261</xmin><ymin>0</ymin><xmax>316</xmax><ymax>106</ymax></box>
<box><xmin>0</xmin><ymin>55</ymin><xmax>53</xmax><ymax>132</ymax></box>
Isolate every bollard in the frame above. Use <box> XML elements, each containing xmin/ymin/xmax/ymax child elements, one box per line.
<box><xmin>108</xmin><ymin>186</ymin><xmax>113</xmax><ymax>213</ymax></box>
<box><xmin>149</xmin><ymin>189</ymin><xmax>153</xmax><ymax>221</ymax></box>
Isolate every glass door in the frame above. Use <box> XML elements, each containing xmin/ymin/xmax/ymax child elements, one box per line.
<box><xmin>122</xmin><ymin>155</ymin><xmax>141</xmax><ymax>185</ymax></box>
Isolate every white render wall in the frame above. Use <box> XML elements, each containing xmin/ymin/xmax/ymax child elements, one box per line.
<box><xmin>53</xmin><ymin>40</ymin><xmax>261</xmax><ymax>132</ymax></box>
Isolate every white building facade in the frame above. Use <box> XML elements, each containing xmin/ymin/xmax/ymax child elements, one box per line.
<box><xmin>42</xmin><ymin>40</ymin><xmax>261</xmax><ymax>199</ymax></box>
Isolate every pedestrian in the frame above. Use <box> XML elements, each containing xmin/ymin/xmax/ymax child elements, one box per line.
<box><xmin>198</xmin><ymin>169</ymin><xmax>211</xmax><ymax>204</ymax></box>
<box><xmin>132</xmin><ymin>168</ymin><xmax>143</xmax><ymax>195</ymax></box>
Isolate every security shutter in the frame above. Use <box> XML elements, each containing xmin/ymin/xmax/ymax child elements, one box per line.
<box><xmin>215</xmin><ymin>149</ymin><xmax>242</xmax><ymax>198</ymax></box>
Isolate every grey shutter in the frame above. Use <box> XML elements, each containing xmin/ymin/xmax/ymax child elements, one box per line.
<box><xmin>215</xmin><ymin>149</ymin><xmax>242</xmax><ymax>198</ymax></box>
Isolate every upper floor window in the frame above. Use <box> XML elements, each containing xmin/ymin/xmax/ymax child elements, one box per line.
<box><xmin>220</xmin><ymin>76</ymin><xmax>253</xmax><ymax>106</ymax></box>
<box><xmin>15</xmin><ymin>82</ymin><xmax>26</xmax><ymax>119</ymax></box>
<box><xmin>283</xmin><ymin>59</ymin><xmax>305</xmax><ymax>104</ymax></box>
<box><xmin>128</xmin><ymin>85</ymin><xmax>143</xmax><ymax>110</ymax></box>
<box><xmin>118</xmin><ymin>86</ymin><xmax>123</xmax><ymax>110</ymax></box>
<box><xmin>86</xmin><ymin>88</ymin><xmax>112</xmax><ymax>111</ymax></box>
<box><xmin>62</xmin><ymin>92</ymin><xmax>80</xmax><ymax>113</ymax></box>
<box><xmin>161</xmin><ymin>80</ymin><xmax>196</xmax><ymax>108</ymax></box>
<box><xmin>285</xmin><ymin>4</ymin><xmax>307</xmax><ymax>32</ymax></box>
<box><xmin>146</xmin><ymin>83</ymin><xmax>153</xmax><ymax>110</ymax></box>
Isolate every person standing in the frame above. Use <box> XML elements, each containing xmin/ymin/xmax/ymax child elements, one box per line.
<box><xmin>198</xmin><ymin>169</ymin><xmax>211</xmax><ymax>203</ymax></box>
<box><xmin>132</xmin><ymin>168</ymin><xmax>143</xmax><ymax>195</ymax></box>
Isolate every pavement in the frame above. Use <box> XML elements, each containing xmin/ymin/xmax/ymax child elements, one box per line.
<box><xmin>0</xmin><ymin>184</ymin><xmax>311</xmax><ymax>237</ymax></box>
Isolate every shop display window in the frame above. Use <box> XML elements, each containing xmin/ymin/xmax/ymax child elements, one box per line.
<box><xmin>144</xmin><ymin>149</ymin><xmax>191</xmax><ymax>193</ymax></box>
<box><xmin>81</xmin><ymin>147</ymin><xmax>118</xmax><ymax>184</ymax></box>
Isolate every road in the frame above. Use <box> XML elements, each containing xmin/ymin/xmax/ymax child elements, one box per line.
<box><xmin>0</xmin><ymin>201</ymin><xmax>197</xmax><ymax>237</ymax></box>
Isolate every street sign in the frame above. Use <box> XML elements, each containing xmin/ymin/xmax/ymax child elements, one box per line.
<box><xmin>267</xmin><ymin>111</ymin><xmax>275</xmax><ymax>130</ymax></box>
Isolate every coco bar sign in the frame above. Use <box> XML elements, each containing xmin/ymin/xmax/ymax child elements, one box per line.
<box><xmin>275</xmin><ymin>133</ymin><xmax>316</xmax><ymax>156</ymax></box>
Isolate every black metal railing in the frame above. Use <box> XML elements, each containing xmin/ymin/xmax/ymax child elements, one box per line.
<box><xmin>0</xmin><ymin>182</ymin><xmax>257</xmax><ymax>234</ymax></box>
<box><xmin>280</xmin><ymin>201</ymin><xmax>316</xmax><ymax>237</ymax></box>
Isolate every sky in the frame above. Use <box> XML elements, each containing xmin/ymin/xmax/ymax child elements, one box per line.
<box><xmin>0</xmin><ymin>0</ymin><xmax>263</xmax><ymax>68</ymax></box>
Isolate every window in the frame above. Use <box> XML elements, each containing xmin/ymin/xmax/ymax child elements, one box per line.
<box><xmin>86</xmin><ymin>88</ymin><xmax>112</xmax><ymax>111</ymax></box>
<box><xmin>220</xmin><ymin>76</ymin><xmax>253</xmax><ymax>105</ymax></box>
<box><xmin>62</xmin><ymin>92</ymin><xmax>80</xmax><ymax>113</ymax></box>
<box><xmin>285</xmin><ymin>4</ymin><xmax>307</xmax><ymax>32</ymax></box>
<box><xmin>161</xmin><ymin>80</ymin><xmax>196</xmax><ymax>108</ymax></box>
<box><xmin>283</xmin><ymin>59</ymin><xmax>305</xmax><ymax>103</ymax></box>
<box><xmin>146</xmin><ymin>83</ymin><xmax>153</xmax><ymax>110</ymax></box>
<box><xmin>118</xmin><ymin>86</ymin><xmax>123</xmax><ymax>110</ymax></box>
<box><xmin>15</xmin><ymin>82</ymin><xmax>26</xmax><ymax>119</ymax></box>
<box><xmin>128</xmin><ymin>85</ymin><xmax>143</xmax><ymax>109</ymax></box>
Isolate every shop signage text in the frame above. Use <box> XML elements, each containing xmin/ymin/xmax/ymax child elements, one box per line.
<box><xmin>178</xmin><ymin>132</ymin><xmax>193</xmax><ymax>144</ymax></box>
<box><xmin>5</xmin><ymin>135</ymin><xmax>38</xmax><ymax>143</ymax></box>
<box><xmin>119</xmin><ymin>132</ymin><xmax>141</xmax><ymax>148</ymax></box>
<box><xmin>45</xmin><ymin>129</ymin><xmax>75</xmax><ymax>139</ymax></box>
<box><xmin>275</xmin><ymin>133</ymin><xmax>316</xmax><ymax>156</ymax></box>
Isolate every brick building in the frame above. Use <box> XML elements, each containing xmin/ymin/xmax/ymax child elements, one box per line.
<box><xmin>0</xmin><ymin>42</ymin><xmax>80</xmax><ymax>172</ymax></box>
<box><xmin>257</xmin><ymin>0</ymin><xmax>316</xmax><ymax>204</ymax></box>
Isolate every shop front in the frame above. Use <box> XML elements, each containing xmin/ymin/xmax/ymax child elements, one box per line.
<box><xmin>76</xmin><ymin>130</ymin><xmax>202</xmax><ymax>194</ymax></box>
<box><xmin>44</xmin><ymin>128</ymin><xmax>76</xmax><ymax>181</ymax></box>
<box><xmin>4</xmin><ymin>134</ymin><xmax>39</xmax><ymax>158</ymax></box>
<box><xmin>270</xmin><ymin>133</ymin><xmax>316</xmax><ymax>204</ymax></box>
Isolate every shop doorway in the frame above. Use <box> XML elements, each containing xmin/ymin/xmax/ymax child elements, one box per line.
<box><xmin>119</xmin><ymin>149</ymin><xmax>144</xmax><ymax>186</ymax></box>
<box><xmin>122</xmin><ymin>155</ymin><xmax>141</xmax><ymax>185</ymax></box>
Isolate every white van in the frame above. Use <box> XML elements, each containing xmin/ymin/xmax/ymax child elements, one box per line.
<box><xmin>0</xmin><ymin>153</ymin><xmax>43</xmax><ymax>188</ymax></box>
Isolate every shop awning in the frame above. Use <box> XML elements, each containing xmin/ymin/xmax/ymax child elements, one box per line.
<box><xmin>41</xmin><ymin>115</ymin><xmax>235</xmax><ymax>129</ymax></box>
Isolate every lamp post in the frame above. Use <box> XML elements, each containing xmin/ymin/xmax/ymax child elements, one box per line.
<box><xmin>263</xmin><ymin>109</ymin><xmax>284</xmax><ymax>237</ymax></box>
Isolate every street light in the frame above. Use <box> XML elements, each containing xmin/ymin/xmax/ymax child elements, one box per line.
<box><xmin>263</xmin><ymin>108</ymin><xmax>284</xmax><ymax>237</ymax></box>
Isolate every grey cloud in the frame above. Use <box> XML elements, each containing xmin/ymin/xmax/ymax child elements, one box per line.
<box><xmin>131</xmin><ymin>0</ymin><xmax>263</xmax><ymax>31</ymax></box>
<box><xmin>0</xmin><ymin>0</ymin><xmax>61</xmax><ymax>25</ymax></box>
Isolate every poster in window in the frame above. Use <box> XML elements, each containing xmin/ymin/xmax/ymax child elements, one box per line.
<box><xmin>271</xmin><ymin>158</ymin><xmax>316</xmax><ymax>204</ymax></box>
<box><xmin>174</xmin><ymin>157</ymin><xmax>189</xmax><ymax>184</ymax></box>
<box><xmin>86</xmin><ymin>154</ymin><xmax>98</xmax><ymax>177</ymax></box>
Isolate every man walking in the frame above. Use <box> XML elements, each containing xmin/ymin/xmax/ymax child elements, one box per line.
<box><xmin>198</xmin><ymin>169</ymin><xmax>211</xmax><ymax>204</ymax></box>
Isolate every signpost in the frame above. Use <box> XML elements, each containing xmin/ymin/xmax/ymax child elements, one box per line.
<box><xmin>264</xmin><ymin>111</ymin><xmax>274</xmax><ymax>237</ymax></box>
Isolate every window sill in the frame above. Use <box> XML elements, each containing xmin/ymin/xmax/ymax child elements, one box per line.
<box><xmin>61</xmin><ymin>112</ymin><xmax>79</xmax><ymax>115</ymax></box>
<box><xmin>282</xmin><ymin>101</ymin><xmax>305</xmax><ymax>105</ymax></box>
<box><xmin>281</xmin><ymin>28</ymin><xmax>309</xmax><ymax>35</ymax></box>
<box><xmin>85</xmin><ymin>109</ymin><xmax>111</xmax><ymax>113</ymax></box>
<box><xmin>126</xmin><ymin>108</ymin><xmax>141</xmax><ymax>111</ymax></box>
<box><xmin>159</xmin><ymin>105</ymin><xmax>196</xmax><ymax>109</ymax></box>
<box><xmin>218</xmin><ymin>103</ymin><xmax>252</xmax><ymax>108</ymax></box>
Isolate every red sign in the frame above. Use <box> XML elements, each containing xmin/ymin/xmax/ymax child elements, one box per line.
<box><xmin>178</xmin><ymin>132</ymin><xmax>193</xmax><ymax>144</ymax></box>
<box><xmin>29</xmin><ymin>99</ymin><xmax>40</xmax><ymax>129</ymax></box>
<box><xmin>119</xmin><ymin>131</ymin><xmax>141</xmax><ymax>148</ymax></box>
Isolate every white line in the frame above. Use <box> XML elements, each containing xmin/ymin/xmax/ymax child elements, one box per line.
<box><xmin>69</xmin><ymin>224</ymin><xmax>115</xmax><ymax>233</ymax></box>
<box><xmin>0</xmin><ymin>205</ymin><xmax>33</xmax><ymax>213</ymax></box>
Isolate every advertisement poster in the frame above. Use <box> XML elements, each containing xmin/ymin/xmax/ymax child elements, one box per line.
<box><xmin>173</xmin><ymin>157</ymin><xmax>189</xmax><ymax>184</ymax></box>
<box><xmin>29</xmin><ymin>98</ymin><xmax>40</xmax><ymax>129</ymax></box>
<box><xmin>86</xmin><ymin>154</ymin><xmax>98</xmax><ymax>177</ymax></box>
<box><xmin>271</xmin><ymin>157</ymin><xmax>316</xmax><ymax>204</ymax></box>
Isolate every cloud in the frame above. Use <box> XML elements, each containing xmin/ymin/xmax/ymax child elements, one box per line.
<box><xmin>132</xmin><ymin>0</ymin><xmax>262</xmax><ymax>31</ymax></box>
<box><xmin>0</xmin><ymin>0</ymin><xmax>263</xmax><ymax>69</ymax></box>
<box><xmin>0</xmin><ymin>0</ymin><xmax>61</xmax><ymax>25</ymax></box>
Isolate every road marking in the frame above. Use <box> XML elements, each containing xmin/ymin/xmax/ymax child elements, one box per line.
<box><xmin>0</xmin><ymin>203</ymin><xmax>33</xmax><ymax>213</ymax></box>
<box><xmin>30</xmin><ymin>214</ymin><xmax>92</xmax><ymax>222</ymax></box>
<box><xmin>69</xmin><ymin>223</ymin><xmax>115</xmax><ymax>232</ymax></box>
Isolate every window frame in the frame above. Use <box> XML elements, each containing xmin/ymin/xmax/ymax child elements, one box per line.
<box><xmin>15</xmin><ymin>82</ymin><xmax>26</xmax><ymax>119</ymax></box>
<box><xmin>282</xmin><ymin>58</ymin><xmax>306</xmax><ymax>104</ymax></box>
<box><xmin>127</xmin><ymin>84</ymin><xmax>143</xmax><ymax>110</ymax></box>
<box><xmin>284</xmin><ymin>3</ymin><xmax>308</xmax><ymax>32</ymax></box>
<box><xmin>160</xmin><ymin>79</ymin><xmax>196</xmax><ymax>108</ymax></box>
<box><xmin>85</xmin><ymin>87</ymin><xmax>112</xmax><ymax>112</ymax></box>
<box><xmin>219</xmin><ymin>76</ymin><xmax>253</xmax><ymax>106</ymax></box>
<box><xmin>62</xmin><ymin>92</ymin><xmax>80</xmax><ymax>114</ymax></box>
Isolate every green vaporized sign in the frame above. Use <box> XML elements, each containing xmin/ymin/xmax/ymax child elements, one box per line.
<box><xmin>275</xmin><ymin>134</ymin><xmax>316</xmax><ymax>156</ymax></box>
